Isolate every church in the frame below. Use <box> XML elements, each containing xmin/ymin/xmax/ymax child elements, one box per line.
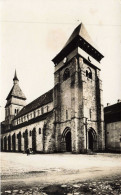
<box><xmin>1</xmin><ymin>23</ymin><xmax>105</xmax><ymax>153</ymax></box>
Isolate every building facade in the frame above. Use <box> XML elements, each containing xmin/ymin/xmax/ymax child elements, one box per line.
<box><xmin>1</xmin><ymin>23</ymin><xmax>105</xmax><ymax>153</ymax></box>
<box><xmin>104</xmin><ymin>101</ymin><xmax>121</xmax><ymax>152</ymax></box>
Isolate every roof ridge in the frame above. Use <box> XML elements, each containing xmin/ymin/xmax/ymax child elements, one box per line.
<box><xmin>25</xmin><ymin>88</ymin><xmax>53</xmax><ymax>107</ymax></box>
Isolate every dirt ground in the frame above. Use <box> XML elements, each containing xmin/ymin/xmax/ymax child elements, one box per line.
<box><xmin>1</xmin><ymin>152</ymin><xmax>121</xmax><ymax>194</ymax></box>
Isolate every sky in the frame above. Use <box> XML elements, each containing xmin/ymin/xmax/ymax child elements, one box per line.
<box><xmin>0</xmin><ymin>0</ymin><xmax>121</xmax><ymax>121</ymax></box>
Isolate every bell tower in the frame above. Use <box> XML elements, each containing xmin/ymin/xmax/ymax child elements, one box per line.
<box><xmin>52</xmin><ymin>23</ymin><xmax>105</xmax><ymax>153</ymax></box>
<box><xmin>5</xmin><ymin>70</ymin><xmax>26</xmax><ymax>130</ymax></box>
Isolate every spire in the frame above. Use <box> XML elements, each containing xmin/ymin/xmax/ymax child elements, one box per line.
<box><xmin>6</xmin><ymin>70</ymin><xmax>26</xmax><ymax>101</ymax></box>
<box><xmin>13</xmin><ymin>70</ymin><xmax>19</xmax><ymax>85</ymax></box>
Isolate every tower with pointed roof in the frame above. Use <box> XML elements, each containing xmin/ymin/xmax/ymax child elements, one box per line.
<box><xmin>53</xmin><ymin>23</ymin><xmax>105</xmax><ymax>153</ymax></box>
<box><xmin>5</xmin><ymin>71</ymin><xmax>26</xmax><ymax>130</ymax></box>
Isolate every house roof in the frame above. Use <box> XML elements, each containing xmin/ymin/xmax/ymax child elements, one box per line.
<box><xmin>104</xmin><ymin>102</ymin><xmax>121</xmax><ymax>123</ymax></box>
<box><xmin>6</xmin><ymin>84</ymin><xmax>26</xmax><ymax>101</ymax></box>
<box><xmin>14</xmin><ymin>88</ymin><xmax>53</xmax><ymax>120</ymax></box>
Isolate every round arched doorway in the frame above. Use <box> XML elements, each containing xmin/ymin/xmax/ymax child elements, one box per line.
<box><xmin>88</xmin><ymin>131</ymin><xmax>93</xmax><ymax>150</ymax></box>
<box><xmin>65</xmin><ymin>131</ymin><xmax>71</xmax><ymax>152</ymax></box>
<box><xmin>62</xmin><ymin>127</ymin><xmax>72</xmax><ymax>152</ymax></box>
<box><xmin>88</xmin><ymin>128</ymin><xmax>97</xmax><ymax>151</ymax></box>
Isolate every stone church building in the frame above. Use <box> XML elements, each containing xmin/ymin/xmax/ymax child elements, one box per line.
<box><xmin>1</xmin><ymin>23</ymin><xmax>105</xmax><ymax>153</ymax></box>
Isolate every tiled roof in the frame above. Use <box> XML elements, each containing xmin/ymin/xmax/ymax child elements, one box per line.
<box><xmin>6</xmin><ymin>84</ymin><xmax>26</xmax><ymax>100</ymax></box>
<box><xmin>14</xmin><ymin>89</ymin><xmax>53</xmax><ymax>120</ymax></box>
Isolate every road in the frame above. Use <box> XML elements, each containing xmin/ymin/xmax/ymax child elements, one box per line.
<box><xmin>1</xmin><ymin>152</ymin><xmax>121</xmax><ymax>194</ymax></box>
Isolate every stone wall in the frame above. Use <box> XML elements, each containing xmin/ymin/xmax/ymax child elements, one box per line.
<box><xmin>1</xmin><ymin>112</ymin><xmax>55</xmax><ymax>153</ymax></box>
<box><xmin>54</xmin><ymin>53</ymin><xmax>104</xmax><ymax>153</ymax></box>
<box><xmin>106</xmin><ymin>121</ymin><xmax>121</xmax><ymax>152</ymax></box>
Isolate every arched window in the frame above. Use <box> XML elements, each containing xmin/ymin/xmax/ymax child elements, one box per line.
<box><xmin>63</xmin><ymin>68</ymin><xmax>70</xmax><ymax>81</ymax></box>
<box><xmin>86</xmin><ymin>67</ymin><xmax>92</xmax><ymax>79</ymax></box>
<box><xmin>89</xmin><ymin>72</ymin><xmax>92</xmax><ymax>79</ymax></box>
<box><xmin>86</xmin><ymin>70</ymin><xmax>88</xmax><ymax>77</ymax></box>
<box><xmin>15</xmin><ymin>109</ymin><xmax>16</xmax><ymax>114</ymax></box>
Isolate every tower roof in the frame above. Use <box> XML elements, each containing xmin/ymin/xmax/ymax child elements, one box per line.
<box><xmin>6</xmin><ymin>84</ymin><xmax>26</xmax><ymax>101</ymax></box>
<box><xmin>6</xmin><ymin>71</ymin><xmax>26</xmax><ymax>101</ymax></box>
<box><xmin>52</xmin><ymin>23</ymin><xmax>104</xmax><ymax>64</ymax></box>
<box><xmin>63</xmin><ymin>23</ymin><xmax>97</xmax><ymax>50</ymax></box>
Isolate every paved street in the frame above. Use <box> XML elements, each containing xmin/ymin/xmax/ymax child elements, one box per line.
<box><xmin>1</xmin><ymin>152</ymin><xmax>121</xmax><ymax>194</ymax></box>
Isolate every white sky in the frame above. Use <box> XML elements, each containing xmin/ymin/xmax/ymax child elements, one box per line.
<box><xmin>0</xmin><ymin>0</ymin><xmax>121</xmax><ymax>121</ymax></box>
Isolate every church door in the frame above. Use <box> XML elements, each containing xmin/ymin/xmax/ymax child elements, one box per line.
<box><xmin>65</xmin><ymin>131</ymin><xmax>71</xmax><ymax>152</ymax></box>
<box><xmin>88</xmin><ymin>130</ymin><xmax>94</xmax><ymax>151</ymax></box>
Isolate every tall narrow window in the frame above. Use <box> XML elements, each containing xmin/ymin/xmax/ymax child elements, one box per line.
<box><xmin>30</xmin><ymin>131</ymin><xmax>32</xmax><ymax>136</ymax></box>
<box><xmin>39</xmin><ymin>128</ymin><xmax>41</xmax><ymax>134</ymax></box>
<box><xmin>34</xmin><ymin>111</ymin><xmax>36</xmax><ymax>118</ymax></box>
<box><xmin>30</xmin><ymin>113</ymin><xmax>32</xmax><ymax>119</ymax></box>
<box><xmin>66</xmin><ymin>110</ymin><xmax>68</xmax><ymax>120</ymax></box>
<box><xmin>89</xmin><ymin>72</ymin><xmax>92</xmax><ymax>79</ymax></box>
<box><xmin>89</xmin><ymin>109</ymin><xmax>92</xmax><ymax>120</ymax></box>
<box><xmin>38</xmin><ymin>109</ymin><xmax>40</xmax><ymax>116</ymax></box>
<box><xmin>86</xmin><ymin>70</ymin><xmax>88</xmax><ymax>77</ymax></box>
<box><xmin>47</xmin><ymin>105</ymin><xmax>48</xmax><ymax>112</ymax></box>
<box><xmin>41</xmin><ymin>107</ymin><xmax>43</xmax><ymax>115</ymax></box>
